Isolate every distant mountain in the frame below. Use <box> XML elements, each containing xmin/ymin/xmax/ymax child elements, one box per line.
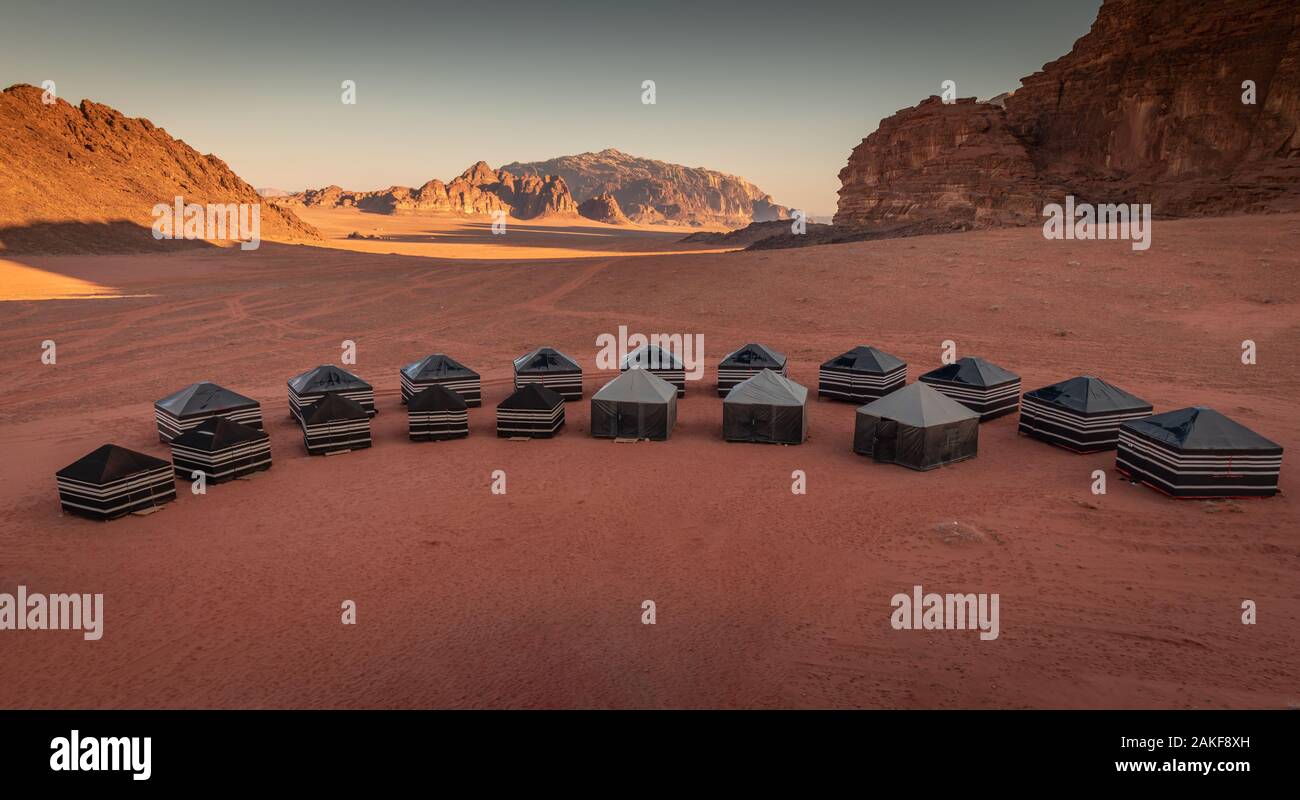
<box><xmin>501</xmin><ymin>149</ymin><xmax>789</xmax><ymax>227</ymax></box>
<box><xmin>256</xmin><ymin>187</ymin><xmax>296</xmax><ymax>198</ymax></box>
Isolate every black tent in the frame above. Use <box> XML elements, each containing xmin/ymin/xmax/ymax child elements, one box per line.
<box><xmin>407</xmin><ymin>384</ymin><xmax>470</xmax><ymax>441</ymax></box>
<box><xmin>1117</xmin><ymin>407</ymin><xmax>1283</xmax><ymax>498</ymax></box>
<box><xmin>169</xmin><ymin>417</ymin><xmax>272</xmax><ymax>483</ymax></box>
<box><xmin>56</xmin><ymin>444</ymin><xmax>176</xmax><ymax>520</ymax></box>
<box><xmin>590</xmin><ymin>369</ymin><xmax>678</xmax><ymax>440</ymax></box>
<box><xmin>287</xmin><ymin>365</ymin><xmax>376</xmax><ymax>422</ymax></box>
<box><xmin>399</xmin><ymin>353</ymin><xmax>481</xmax><ymax>407</ymax></box>
<box><xmin>300</xmin><ymin>394</ymin><xmax>373</xmax><ymax>455</ymax></box>
<box><xmin>818</xmin><ymin>345</ymin><xmax>906</xmax><ymax>403</ymax></box>
<box><xmin>722</xmin><ymin>369</ymin><xmax>808</xmax><ymax>444</ymax></box>
<box><xmin>154</xmin><ymin>381</ymin><xmax>262</xmax><ymax>442</ymax></box>
<box><xmin>917</xmin><ymin>357</ymin><xmax>1021</xmax><ymax>421</ymax></box>
<box><xmin>621</xmin><ymin>344</ymin><xmax>686</xmax><ymax>397</ymax></box>
<box><xmin>718</xmin><ymin>343</ymin><xmax>787</xmax><ymax>397</ymax></box>
<box><xmin>1019</xmin><ymin>376</ymin><xmax>1152</xmax><ymax>452</ymax></box>
<box><xmin>853</xmin><ymin>382</ymin><xmax>980</xmax><ymax>470</ymax></box>
<box><xmin>513</xmin><ymin>347</ymin><xmax>583</xmax><ymax>400</ymax></box>
<box><xmin>497</xmin><ymin>383</ymin><xmax>566</xmax><ymax>438</ymax></box>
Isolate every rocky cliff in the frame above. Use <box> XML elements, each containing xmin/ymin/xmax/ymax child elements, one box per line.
<box><xmin>577</xmin><ymin>192</ymin><xmax>630</xmax><ymax>224</ymax></box>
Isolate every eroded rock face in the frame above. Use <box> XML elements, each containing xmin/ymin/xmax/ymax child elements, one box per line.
<box><xmin>835</xmin><ymin>0</ymin><xmax>1300</xmax><ymax>228</ymax></box>
<box><xmin>577</xmin><ymin>192</ymin><xmax>630</xmax><ymax>224</ymax></box>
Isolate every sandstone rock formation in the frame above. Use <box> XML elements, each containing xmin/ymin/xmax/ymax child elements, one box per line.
<box><xmin>577</xmin><ymin>192</ymin><xmax>630</xmax><ymax>224</ymax></box>
<box><xmin>0</xmin><ymin>84</ymin><xmax>321</xmax><ymax>253</ymax></box>
<box><xmin>835</xmin><ymin>0</ymin><xmax>1300</xmax><ymax>229</ymax></box>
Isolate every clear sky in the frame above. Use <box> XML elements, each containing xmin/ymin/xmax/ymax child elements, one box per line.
<box><xmin>1</xmin><ymin>0</ymin><xmax>1101</xmax><ymax>215</ymax></box>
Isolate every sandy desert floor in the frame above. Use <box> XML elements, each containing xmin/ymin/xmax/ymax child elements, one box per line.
<box><xmin>0</xmin><ymin>212</ymin><xmax>1297</xmax><ymax>709</ymax></box>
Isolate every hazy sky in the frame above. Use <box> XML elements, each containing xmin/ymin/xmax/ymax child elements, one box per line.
<box><xmin>2</xmin><ymin>0</ymin><xmax>1100</xmax><ymax>214</ymax></box>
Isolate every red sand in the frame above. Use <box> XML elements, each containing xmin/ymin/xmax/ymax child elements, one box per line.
<box><xmin>1</xmin><ymin>214</ymin><xmax>1297</xmax><ymax>709</ymax></box>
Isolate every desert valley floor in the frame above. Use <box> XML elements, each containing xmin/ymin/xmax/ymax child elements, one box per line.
<box><xmin>1</xmin><ymin>210</ymin><xmax>1297</xmax><ymax>709</ymax></box>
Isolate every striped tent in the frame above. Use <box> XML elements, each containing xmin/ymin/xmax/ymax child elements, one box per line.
<box><xmin>620</xmin><ymin>344</ymin><xmax>686</xmax><ymax>397</ymax></box>
<box><xmin>818</xmin><ymin>345</ymin><xmax>906</xmax><ymax>403</ymax></box>
<box><xmin>1019</xmin><ymin>376</ymin><xmax>1152</xmax><ymax>452</ymax></box>
<box><xmin>722</xmin><ymin>369</ymin><xmax>808</xmax><ymax>444</ymax></box>
<box><xmin>287</xmin><ymin>365</ymin><xmax>375</xmax><ymax>422</ymax></box>
<box><xmin>513</xmin><ymin>347</ymin><xmax>583</xmax><ymax>400</ymax></box>
<box><xmin>591</xmin><ymin>368</ymin><xmax>677</xmax><ymax>440</ymax></box>
<box><xmin>917</xmin><ymin>357</ymin><xmax>1020</xmax><ymax>421</ymax></box>
<box><xmin>56</xmin><ymin>444</ymin><xmax>176</xmax><ymax>520</ymax></box>
<box><xmin>1117</xmin><ymin>407</ymin><xmax>1283</xmax><ymax>498</ymax></box>
<box><xmin>301</xmin><ymin>394</ymin><xmax>373</xmax><ymax>455</ymax></box>
<box><xmin>168</xmin><ymin>417</ymin><xmax>272</xmax><ymax>483</ymax></box>
<box><xmin>407</xmin><ymin>383</ymin><xmax>470</xmax><ymax>441</ymax></box>
<box><xmin>399</xmin><ymin>353</ymin><xmax>481</xmax><ymax>406</ymax></box>
<box><xmin>853</xmin><ymin>382</ymin><xmax>979</xmax><ymax>470</ymax></box>
<box><xmin>497</xmin><ymin>383</ymin><xmax>565</xmax><ymax>438</ymax></box>
<box><xmin>154</xmin><ymin>381</ymin><xmax>262</xmax><ymax>442</ymax></box>
<box><xmin>718</xmin><ymin>343</ymin><xmax>787</xmax><ymax>397</ymax></box>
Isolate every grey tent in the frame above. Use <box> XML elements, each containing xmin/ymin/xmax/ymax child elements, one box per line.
<box><xmin>497</xmin><ymin>383</ymin><xmax>565</xmax><ymax>438</ymax></box>
<box><xmin>56</xmin><ymin>444</ymin><xmax>177</xmax><ymax>520</ymax></box>
<box><xmin>853</xmin><ymin>382</ymin><xmax>979</xmax><ymax>470</ymax></box>
<box><xmin>301</xmin><ymin>394</ymin><xmax>372</xmax><ymax>455</ymax></box>
<box><xmin>621</xmin><ymin>344</ymin><xmax>686</xmax><ymax>397</ymax></box>
<box><xmin>717</xmin><ymin>343</ymin><xmax>787</xmax><ymax>396</ymax></box>
<box><xmin>722</xmin><ymin>369</ymin><xmax>808</xmax><ymax>444</ymax></box>
<box><xmin>168</xmin><ymin>417</ymin><xmax>272</xmax><ymax>483</ymax></box>
<box><xmin>1117</xmin><ymin>407</ymin><xmax>1283</xmax><ymax>498</ymax></box>
<box><xmin>917</xmin><ymin>357</ymin><xmax>1021</xmax><ymax>421</ymax></box>
<box><xmin>154</xmin><ymin>381</ymin><xmax>262</xmax><ymax>441</ymax></box>
<box><xmin>407</xmin><ymin>383</ymin><xmax>469</xmax><ymax>441</ymax></box>
<box><xmin>819</xmin><ymin>346</ymin><xmax>907</xmax><ymax>403</ymax></box>
<box><xmin>287</xmin><ymin>364</ymin><xmax>376</xmax><ymax>422</ymax></box>
<box><xmin>591</xmin><ymin>369</ymin><xmax>678</xmax><ymax>440</ymax></box>
<box><xmin>513</xmin><ymin>346</ymin><xmax>583</xmax><ymax>400</ymax></box>
<box><xmin>1019</xmin><ymin>375</ymin><xmax>1151</xmax><ymax>452</ymax></box>
<box><xmin>399</xmin><ymin>353</ymin><xmax>481</xmax><ymax>406</ymax></box>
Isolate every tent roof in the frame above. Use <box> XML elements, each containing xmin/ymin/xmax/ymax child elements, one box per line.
<box><xmin>593</xmin><ymin>368</ymin><xmax>677</xmax><ymax>403</ymax></box>
<box><xmin>919</xmin><ymin>356</ymin><xmax>1018</xmax><ymax>386</ymax></box>
<box><xmin>856</xmin><ymin>382</ymin><xmax>979</xmax><ymax>426</ymax></box>
<box><xmin>171</xmin><ymin>417</ymin><xmax>268</xmax><ymax>451</ymax></box>
<box><xmin>720</xmin><ymin>342</ymin><xmax>786</xmax><ymax>368</ymax></box>
<box><xmin>499</xmin><ymin>382</ymin><xmax>564</xmax><ymax>410</ymax></box>
<box><xmin>1024</xmin><ymin>375</ymin><xmax>1150</xmax><ymax>414</ymax></box>
<box><xmin>155</xmin><ymin>381</ymin><xmax>257</xmax><ymax>415</ymax></box>
<box><xmin>288</xmin><ymin>364</ymin><xmax>371</xmax><ymax>393</ymax></box>
<box><xmin>401</xmin><ymin>353</ymin><xmax>478</xmax><ymax>381</ymax></box>
<box><xmin>723</xmin><ymin>369</ymin><xmax>808</xmax><ymax>406</ymax></box>
<box><xmin>57</xmin><ymin>444</ymin><xmax>170</xmax><ymax>483</ymax></box>
<box><xmin>1122</xmin><ymin>406</ymin><xmax>1282</xmax><ymax>452</ymax></box>
<box><xmin>408</xmin><ymin>383</ymin><xmax>468</xmax><ymax>412</ymax></box>
<box><xmin>513</xmin><ymin>346</ymin><xmax>580</xmax><ymax>373</ymax></box>
<box><xmin>300</xmin><ymin>393</ymin><xmax>368</xmax><ymax>425</ymax></box>
<box><xmin>821</xmin><ymin>345</ymin><xmax>905</xmax><ymax>373</ymax></box>
<box><xmin>621</xmin><ymin>344</ymin><xmax>684</xmax><ymax>370</ymax></box>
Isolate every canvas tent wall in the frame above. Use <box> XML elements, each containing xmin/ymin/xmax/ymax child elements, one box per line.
<box><xmin>1019</xmin><ymin>376</ymin><xmax>1152</xmax><ymax>452</ymax></box>
<box><xmin>853</xmin><ymin>382</ymin><xmax>979</xmax><ymax>470</ymax></box>
<box><xmin>718</xmin><ymin>343</ymin><xmax>787</xmax><ymax>397</ymax></box>
<box><xmin>917</xmin><ymin>357</ymin><xmax>1020</xmax><ymax>421</ymax></box>
<box><xmin>722</xmin><ymin>369</ymin><xmax>808</xmax><ymax>444</ymax></box>
<box><xmin>400</xmin><ymin>353</ymin><xmax>481</xmax><ymax>406</ymax></box>
<box><xmin>169</xmin><ymin>417</ymin><xmax>272</xmax><ymax>483</ymax></box>
<box><xmin>288</xmin><ymin>365</ymin><xmax>376</xmax><ymax>422</ymax></box>
<box><xmin>56</xmin><ymin>444</ymin><xmax>177</xmax><ymax>520</ymax></box>
<box><xmin>513</xmin><ymin>347</ymin><xmax>583</xmax><ymax>400</ymax></box>
<box><xmin>497</xmin><ymin>383</ymin><xmax>566</xmax><ymax>438</ymax></box>
<box><xmin>590</xmin><ymin>369</ymin><xmax>678</xmax><ymax>440</ymax></box>
<box><xmin>154</xmin><ymin>381</ymin><xmax>262</xmax><ymax>442</ymax></box>
<box><xmin>407</xmin><ymin>383</ymin><xmax>470</xmax><ymax>441</ymax></box>
<box><xmin>818</xmin><ymin>346</ymin><xmax>906</xmax><ymax>403</ymax></box>
<box><xmin>300</xmin><ymin>394</ymin><xmax>373</xmax><ymax>455</ymax></box>
<box><xmin>621</xmin><ymin>344</ymin><xmax>686</xmax><ymax>397</ymax></box>
<box><xmin>1117</xmin><ymin>407</ymin><xmax>1283</xmax><ymax>498</ymax></box>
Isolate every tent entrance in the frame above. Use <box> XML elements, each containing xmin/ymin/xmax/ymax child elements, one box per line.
<box><xmin>874</xmin><ymin>421</ymin><xmax>898</xmax><ymax>461</ymax></box>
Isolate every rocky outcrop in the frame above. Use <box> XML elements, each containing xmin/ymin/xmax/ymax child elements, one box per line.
<box><xmin>577</xmin><ymin>192</ymin><xmax>630</xmax><ymax>224</ymax></box>
<box><xmin>0</xmin><ymin>84</ymin><xmax>321</xmax><ymax>253</ymax></box>
<box><xmin>502</xmin><ymin>148</ymin><xmax>788</xmax><ymax>227</ymax></box>
<box><xmin>835</xmin><ymin>0</ymin><xmax>1300</xmax><ymax>228</ymax></box>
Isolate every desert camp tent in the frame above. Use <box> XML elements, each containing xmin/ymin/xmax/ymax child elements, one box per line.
<box><xmin>590</xmin><ymin>369</ymin><xmax>678</xmax><ymax>440</ymax></box>
<box><xmin>168</xmin><ymin>417</ymin><xmax>272</xmax><ymax>483</ymax></box>
<box><xmin>917</xmin><ymin>357</ymin><xmax>1021</xmax><ymax>421</ymax></box>
<box><xmin>818</xmin><ymin>346</ymin><xmax>906</xmax><ymax>403</ymax></box>
<box><xmin>722</xmin><ymin>369</ymin><xmax>808</xmax><ymax>444</ymax></box>
<box><xmin>287</xmin><ymin>365</ymin><xmax>375</xmax><ymax>422</ymax></box>
<box><xmin>399</xmin><ymin>353</ymin><xmax>481</xmax><ymax>406</ymax></box>
<box><xmin>1019</xmin><ymin>376</ymin><xmax>1152</xmax><ymax>452</ymax></box>
<box><xmin>55</xmin><ymin>444</ymin><xmax>176</xmax><ymax>520</ymax></box>
<box><xmin>718</xmin><ymin>343</ymin><xmax>787</xmax><ymax>397</ymax></box>
<box><xmin>154</xmin><ymin>381</ymin><xmax>262</xmax><ymax>442</ymax></box>
<box><xmin>300</xmin><ymin>394</ymin><xmax>373</xmax><ymax>455</ymax></box>
<box><xmin>853</xmin><ymin>382</ymin><xmax>979</xmax><ymax>470</ymax></box>
<box><xmin>513</xmin><ymin>347</ymin><xmax>583</xmax><ymax>400</ymax></box>
<box><xmin>407</xmin><ymin>383</ymin><xmax>470</xmax><ymax>441</ymax></box>
<box><xmin>1117</xmin><ymin>407</ymin><xmax>1283</xmax><ymax>498</ymax></box>
<box><xmin>497</xmin><ymin>382</ymin><xmax>566</xmax><ymax>438</ymax></box>
<box><xmin>621</xmin><ymin>344</ymin><xmax>686</xmax><ymax>397</ymax></box>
